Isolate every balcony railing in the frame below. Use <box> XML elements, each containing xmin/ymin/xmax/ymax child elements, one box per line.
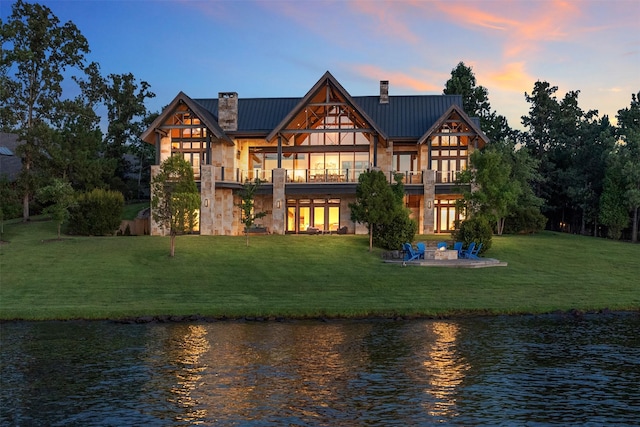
<box><xmin>389</xmin><ymin>171</ymin><xmax>424</xmax><ymax>184</ymax></box>
<box><xmin>436</xmin><ymin>171</ymin><xmax>461</xmax><ymax>184</ymax></box>
<box><xmin>196</xmin><ymin>166</ymin><xmax>463</xmax><ymax>185</ymax></box>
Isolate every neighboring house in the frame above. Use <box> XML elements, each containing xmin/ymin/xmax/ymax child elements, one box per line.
<box><xmin>141</xmin><ymin>71</ymin><xmax>488</xmax><ymax>236</ymax></box>
<box><xmin>0</xmin><ymin>132</ymin><xmax>22</xmax><ymax>182</ymax></box>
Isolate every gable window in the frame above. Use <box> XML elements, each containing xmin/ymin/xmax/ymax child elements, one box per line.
<box><xmin>430</xmin><ymin>114</ymin><xmax>470</xmax><ymax>183</ymax></box>
<box><xmin>167</xmin><ymin>106</ymin><xmax>209</xmax><ymax>179</ymax></box>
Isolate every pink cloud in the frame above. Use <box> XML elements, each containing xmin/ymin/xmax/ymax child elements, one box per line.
<box><xmin>485</xmin><ymin>62</ymin><xmax>536</xmax><ymax>92</ymax></box>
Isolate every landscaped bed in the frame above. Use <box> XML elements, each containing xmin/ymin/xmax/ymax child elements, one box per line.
<box><xmin>1</xmin><ymin>218</ymin><xmax>638</xmax><ymax>321</ymax></box>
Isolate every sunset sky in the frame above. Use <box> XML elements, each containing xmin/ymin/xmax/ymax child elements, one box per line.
<box><xmin>3</xmin><ymin>0</ymin><xmax>639</xmax><ymax>130</ymax></box>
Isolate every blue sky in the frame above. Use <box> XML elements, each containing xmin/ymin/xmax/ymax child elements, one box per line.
<box><xmin>3</xmin><ymin>0</ymin><xmax>639</xmax><ymax>130</ymax></box>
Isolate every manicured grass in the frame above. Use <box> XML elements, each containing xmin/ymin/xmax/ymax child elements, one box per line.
<box><xmin>122</xmin><ymin>202</ymin><xmax>149</xmax><ymax>220</ymax></box>
<box><xmin>1</xmin><ymin>219</ymin><xmax>638</xmax><ymax>320</ymax></box>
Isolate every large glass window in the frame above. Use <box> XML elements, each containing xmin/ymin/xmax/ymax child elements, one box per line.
<box><xmin>430</xmin><ymin>114</ymin><xmax>470</xmax><ymax>183</ymax></box>
<box><xmin>168</xmin><ymin>107</ymin><xmax>208</xmax><ymax>179</ymax></box>
<box><xmin>286</xmin><ymin>199</ymin><xmax>341</xmax><ymax>233</ymax></box>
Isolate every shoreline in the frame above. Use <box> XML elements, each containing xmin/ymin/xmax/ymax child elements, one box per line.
<box><xmin>2</xmin><ymin>308</ymin><xmax>638</xmax><ymax>325</ymax></box>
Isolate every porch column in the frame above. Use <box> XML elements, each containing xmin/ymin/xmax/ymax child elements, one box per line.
<box><xmin>199</xmin><ymin>165</ymin><xmax>216</xmax><ymax>235</ymax></box>
<box><xmin>423</xmin><ymin>169</ymin><xmax>435</xmax><ymax>234</ymax></box>
<box><xmin>272</xmin><ymin>168</ymin><xmax>286</xmax><ymax>235</ymax></box>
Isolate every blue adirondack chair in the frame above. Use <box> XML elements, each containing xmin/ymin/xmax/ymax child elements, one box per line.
<box><xmin>403</xmin><ymin>243</ymin><xmax>421</xmax><ymax>262</ymax></box>
<box><xmin>437</xmin><ymin>241</ymin><xmax>448</xmax><ymax>250</ymax></box>
<box><xmin>453</xmin><ymin>241</ymin><xmax>463</xmax><ymax>258</ymax></box>
<box><xmin>416</xmin><ymin>242</ymin><xmax>426</xmax><ymax>259</ymax></box>
<box><xmin>461</xmin><ymin>242</ymin><xmax>476</xmax><ymax>259</ymax></box>
<box><xmin>468</xmin><ymin>242</ymin><xmax>483</xmax><ymax>259</ymax></box>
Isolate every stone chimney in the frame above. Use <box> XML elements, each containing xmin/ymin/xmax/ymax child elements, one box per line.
<box><xmin>379</xmin><ymin>80</ymin><xmax>389</xmax><ymax>104</ymax></box>
<box><xmin>218</xmin><ymin>92</ymin><xmax>238</xmax><ymax>131</ymax></box>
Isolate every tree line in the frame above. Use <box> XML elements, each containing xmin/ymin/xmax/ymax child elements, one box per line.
<box><xmin>445</xmin><ymin>62</ymin><xmax>639</xmax><ymax>244</ymax></box>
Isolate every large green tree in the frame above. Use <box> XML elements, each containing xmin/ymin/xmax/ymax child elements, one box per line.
<box><xmin>460</xmin><ymin>147</ymin><xmax>520</xmax><ymax>235</ymax></box>
<box><xmin>151</xmin><ymin>156</ymin><xmax>200</xmax><ymax>257</ymax></box>
<box><xmin>1</xmin><ymin>0</ymin><xmax>89</xmax><ymax>221</ymax></box>
<box><xmin>76</xmin><ymin>64</ymin><xmax>155</xmax><ymax>197</ymax></box>
<box><xmin>350</xmin><ymin>170</ymin><xmax>415</xmax><ymax>251</ymax></box>
<box><xmin>615</xmin><ymin>91</ymin><xmax>640</xmax><ymax>242</ymax></box>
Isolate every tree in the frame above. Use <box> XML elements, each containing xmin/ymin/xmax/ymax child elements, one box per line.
<box><xmin>350</xmin><ymin>170</ymin><xmax>400</xmax><ymax>252</ymax></box>
<box><xmin>460</xmin><ymin>147</ymin><xmax>520</xmax><ymax>235</ymax></box>
<box><xmin>372</xmin><ymin>173</ymin><xmax>417</xmax><ymax>250</ymax></box>
<box><xmin>151</xmin><ymin>156</ymin><xmax>200</xmax><ymax>257</ymax></box>
<box><xmin>36</xmin><ymin>178</ymin><xmax>75</xmax><ymax>239</ymax></box>
<box><xmin>76</xmin><ymin>65</ymin><xmax>155</xmax><ymax>197</ymax></box>
<box><xmin>1</xmin><ymin>0</ymin><xmax>90</xmax><ymax>221</ymax></box>
<box><xmin>600</xmin><ymin>154</ymin><xmax>629</xmax><ymax>239</ymax></box>
<box><xmin>46</xmin><ymin>97</ymin><xmax>115</xmax><ymax>191</ymax></box>
<box><xmin>236</xmin><ymin>178</ymin><xmax>267</xmax><ymax>247</ymax></box>
<box><xmin>616</xmin><ymin>91</ymin><xmax>640</xmax><ymax>243</ymax></box>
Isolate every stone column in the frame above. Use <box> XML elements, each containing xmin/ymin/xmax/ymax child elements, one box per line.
<box><xmin>199</xmin><ymin>165</ymin><xmax>215</xmax><ymax>235</ymax></box>
<box><xmin>423</xmin><ymin>169</ymin><xmax>435</xmax><ymax>234</ymax></box>
<box><xmin>272</xmin><ymin>168</ymin><xmax>286</xmax><ymax>234</ymax></box>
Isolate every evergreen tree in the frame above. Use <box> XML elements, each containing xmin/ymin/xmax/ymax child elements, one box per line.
<box><xmin>350</xmin><ymin>170</ymin><xmax>399</xmax><ymax>252</ymax></box>
<box><xmin>616</xmin><ymin>91</ymin><xmax>640</xmax><ymax>242</ymax></box>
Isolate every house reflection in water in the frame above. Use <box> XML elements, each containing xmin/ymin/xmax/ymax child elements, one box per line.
<box><xmin>418</xmin><ymin>322</ymin><xmax>470</xmax><ymax>420</ymax></box>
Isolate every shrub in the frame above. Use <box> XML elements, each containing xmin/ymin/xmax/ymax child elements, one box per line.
<box><xmin>69</xmin><ymin>189</ymin><xmax>124</xmax><ymax>235</ymax></box>
<box><xmin>504</xmin><ymin>206</ymin><xmax>547</xmax><ymax>234</ymax></box>
<box><xmin>0</xmin><ymin>177</ymin><xmax>21</xmax><ymax>221</ymax></box>
<box><xmin>452</xmin><ymin>215</ymin><xmax>493</xmax><ymax>254</ymax></box>
<box><xmin>373</xmin><ymin>207</ymin><xmax>418</xmax><ymax>250</ymax></box>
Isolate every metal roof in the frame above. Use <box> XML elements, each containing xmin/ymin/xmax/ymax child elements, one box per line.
<box><xmin>193</xmin><ymin>94</ymin><xmax>464</xmax><ymax>139</ymax></box>
<box><xmin>194</xmin><ymin>97</ymin><xmax>300</xmax><ymax>133</ymax></box>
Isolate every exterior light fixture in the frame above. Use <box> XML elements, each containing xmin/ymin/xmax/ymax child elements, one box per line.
<box><xmin>427</xmin><ymin>200</ymin><xmax>432</xmax><ymax>209</ymax></box>
<box><xmin>276</xmin><ymin>200</ymin><xmax>281</xmax><ymax>209</ymax></box>
<box><xmin>204</xmin><ymin>199</ymin><xmax>209</xmax><ymax>207</ymax></box>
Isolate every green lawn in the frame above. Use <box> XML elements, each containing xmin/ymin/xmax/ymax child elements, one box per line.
<box><xmin>1</xmin><ymin>219</ymin><xmax>638</xmax><ymax>320</ymax></box>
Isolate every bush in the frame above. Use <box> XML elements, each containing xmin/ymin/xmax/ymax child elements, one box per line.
<box><xmin>0</xmin><ymin>177</ymin><xmax>21</xmax><ymax>220</ymax></box>
<box><xmin>68</xmin><ymin>189</ymin><xmax>124</xmax><ymax>235</ymax></box>
<box><xmin>373</xmin><ymin>207</ymin><xmax>418</xmax><ymax>250</ymax></box>
<box><xmin>504</xmin><ymin>207</ymin><xmax>547</xmax><ymax>234</ymax></box>
<box><xmin>452</xmin><ymin>215</ymin><xmax>493</xmax><ymax>254</ymax></box>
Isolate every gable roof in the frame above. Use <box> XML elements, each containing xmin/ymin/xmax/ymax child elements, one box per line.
<box><xmin>416</xmin><ymin>104</ymin><xmax>489</xmax><ymax>148</ymax></box>
<box><xmin>265</xmin><ymin>71</ymin><xmax>387</xmax><ymax>143</ymax></box>
<box><xmin>141</xmin><ymin>91</ymin><xmax>233</xmax><ymax>145</ymax></box>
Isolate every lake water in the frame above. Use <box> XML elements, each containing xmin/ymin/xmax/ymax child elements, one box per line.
<box><xmin>1</xmin><ymin>313</ymin><xmax>639</xmax><ymax>426</ymax></box>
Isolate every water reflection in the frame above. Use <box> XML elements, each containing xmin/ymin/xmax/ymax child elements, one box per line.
<box><xmin>420</xmin><ymin>322</ymin><xmax>469</xmax><ymax>420</ymax></box>
<box><xmin>1</xmin><ymin>314</ymin><xmax>639</xmax><ymax>426</ymax></box>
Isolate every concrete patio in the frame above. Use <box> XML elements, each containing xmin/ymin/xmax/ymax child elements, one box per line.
<box><xmin>386</xmin><ymin>258</ymin><xmax>508</xmax><ymax>268</ymax></box>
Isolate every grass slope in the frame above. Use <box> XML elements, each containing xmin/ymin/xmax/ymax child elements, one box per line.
<box><xmin>1</xmin><ymin>219</ymin><xmax>638</xmax><ymax>320</ymax></box>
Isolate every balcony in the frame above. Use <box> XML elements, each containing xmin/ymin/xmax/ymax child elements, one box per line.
<box><xmin>195</xmin><ymin>166</ymin><xmax>463</xmax><ymax>186</ymax></box>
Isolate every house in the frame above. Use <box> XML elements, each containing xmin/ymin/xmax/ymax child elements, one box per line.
<box><xmin>141</xmin><ymin>71</ymin><xmax>488</xmax><ymax>236</ymax></box>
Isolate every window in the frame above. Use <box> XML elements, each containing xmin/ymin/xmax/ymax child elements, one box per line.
<box><xmin>286</xmin><ymin>199</ymin><xmax>341</xmax><ymax>233</ymax></box>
